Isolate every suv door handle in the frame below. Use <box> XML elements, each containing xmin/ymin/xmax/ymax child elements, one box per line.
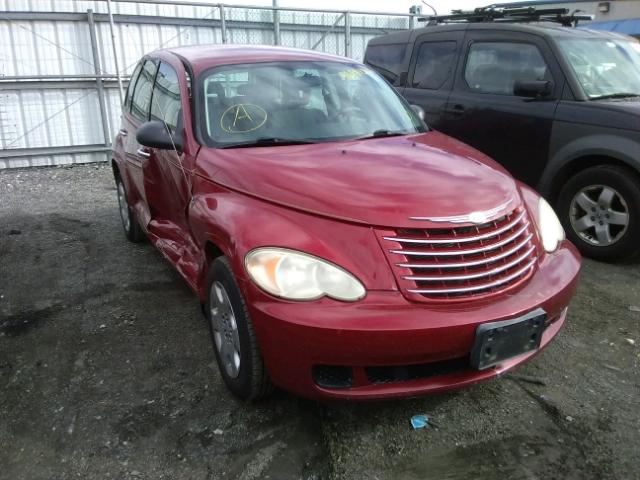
<box><xmin>119</xmin><ymin>129</ymin><xmax>128</xmax><ymax>137</ymax></box>
<box><xmin>137</xmin><ymin>148</ymin><xmax>151</xmax><ymax>158</ymax></box>
<box><xmin>447</xmin><ymin>104</ymin><xmax>465</xmax><ymax>115</ymax></box>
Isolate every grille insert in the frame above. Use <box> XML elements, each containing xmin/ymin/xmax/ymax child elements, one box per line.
<box><xmin>366</xmin><ymin>357</ymin><xmax>470</xmax><ymax>384</ymax></box>
<box><xmin>381</xmin><ymin>207</ymin><xmax>538</xmax><ymax>301</ymax></box>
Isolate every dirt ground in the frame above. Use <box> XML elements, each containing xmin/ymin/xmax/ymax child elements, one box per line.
<box><xmin>1</xmin><ymin>164</ymin><xmax>639</xmax><ymax>480</ymax></box>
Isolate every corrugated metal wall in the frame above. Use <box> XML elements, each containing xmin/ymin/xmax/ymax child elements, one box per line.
<box><xmin>0</xmin><ymin>0</ymin><xmax>413</xmax><ymax>169</ymax></box>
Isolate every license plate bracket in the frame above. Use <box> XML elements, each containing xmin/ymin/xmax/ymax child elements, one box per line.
<box><xmin>470</xmin><ymin>308</ymin><xmax>547</xmax><ymax>370</ymax></box>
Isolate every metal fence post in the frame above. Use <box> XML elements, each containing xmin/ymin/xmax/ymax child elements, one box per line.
<box><xmin>106</xmin><ymin>0</ymin><xmax>124</xmax><ymax>104</ymax></box>
<box><xmin>273</xmin><ymin>0</ymin><xmax>281</xmax><ymax>45</ymax></box>
<box><xmin>409</xmin><ymin>14</ymin><xmax>415</xmax><ymax>29</ymax></box>
<box><xmin>87</xmin><ymin>9</ymin><xmax>112</xmax><ymax>148</ymax></box>
<box><xmin>219</xmin><ymin>4</ymin><xmax>227</xmax><ymax>43</ymax></box>
<box><xmin>344</xmin><ymin>11</ymin><xmax>351</xmax><ymax>58</ymax></box>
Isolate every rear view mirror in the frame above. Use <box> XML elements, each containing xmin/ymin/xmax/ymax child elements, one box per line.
<box><xmin>136</xmin><ymin>120</ymin><xmax>183</xmax><ymax>152</ymax></box>
<box><xmin>410</xmin><ymin>104</ymin><xmax>425</xmax><ymax>121</ymax></box>
<box><xmin>514</xmin><ymin>80</ymin><xmax>552</xmax><ymax>99</ymax></box>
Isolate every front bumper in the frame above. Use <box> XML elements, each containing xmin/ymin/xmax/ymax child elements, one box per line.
<box><xmin>242</xmin><ymin>242</ymin><xmax>581</xmax><ymax>400</ymax></box>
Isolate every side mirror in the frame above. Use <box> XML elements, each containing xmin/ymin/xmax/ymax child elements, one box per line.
<box><xmin>513</xmin><ymin>80</ymin><xmax>552</xmax><ymax>99</ymax></box>
<box><xmin>136</xmin><ymin>120</ymin><xmax>183</xmax><ymax>152</ymax></box>
<box><xmin>410</xmin><ymin>104</ymin><xmax>425</xmax><ymax>121</ymax></box>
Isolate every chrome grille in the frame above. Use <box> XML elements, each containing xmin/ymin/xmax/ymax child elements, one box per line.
<box><xmin>380</xmin><ymin>207</ymin><xmax>539</xmax><ymax>302</ymax></box>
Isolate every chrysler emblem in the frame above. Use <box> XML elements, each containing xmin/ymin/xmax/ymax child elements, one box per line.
<box><xmin>410</xmin><ymin>198</ymin><xmax>513</xmax><ymax>224</ymax></box>
<box><xmin>468</xmin><ymin>211</ymin><xmax>488</xmax><ymax>224</ymax></box>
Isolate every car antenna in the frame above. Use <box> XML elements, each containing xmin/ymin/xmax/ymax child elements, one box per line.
<box><xmin>151</xmin><ymin>96</ymin><xmax>192</xmax><ymax>199</ymax></box>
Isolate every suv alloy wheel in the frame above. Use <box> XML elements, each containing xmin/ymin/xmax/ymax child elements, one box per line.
<box><xmin>558</xmin><ymin>165</ymin><xmax>640</xmax><ymax>260</ymax></box>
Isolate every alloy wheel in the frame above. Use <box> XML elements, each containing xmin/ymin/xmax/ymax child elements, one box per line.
<box><xmin>209</xmin><ymin>281</ymin><xmax>242</xmax><ymax>378</ymax></box>
<box><xmin>569</xmin><ymin>184</ymin><xmax>629</xmax><ymax>247</ymax></box>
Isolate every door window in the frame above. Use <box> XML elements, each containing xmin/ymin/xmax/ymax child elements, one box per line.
<box><xmin>411</xmin><ymin>41</ymin><xmax>457</xmax><ymax>90</ymax></box>
<box><xmin>464</xmin><ymin>42</ymin><xmax>550</xmax><ymax>95</ymax></box>
<box><xmin>150</xmin><ymin>62</ymin><xmax>182</xmax><ymax>133</ymax></box>
<box><xmin>364</xmin><ymin>44</ymin><xmax>406</xmax><ymax>84</ymax></box>
<box><xmin>124</xmin><ymin>62</ymin><xmax>143</xmax><ymax>112</ymax></box>
<box><xmin>131</xmin><ymin>59</ymin><xmax>157</xmax><ymax>122</ymax></box>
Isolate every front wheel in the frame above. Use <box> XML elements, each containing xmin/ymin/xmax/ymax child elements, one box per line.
<box><xmin>115</xmin><ymin>175</ymin><xmax>145</xmax><ymax>243</ymax></box>
<box><xmin>557</xmin><ymin>165</ymin><xmax>640</xmax><ymax>261</ymax></box>
<box><xmin>204</xmin><ymin>257</ymin><xmax>273</xmax><ymax>400</ymax></box>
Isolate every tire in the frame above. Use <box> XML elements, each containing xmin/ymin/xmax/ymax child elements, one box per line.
<box><xmin>204</xmin><ymin>256</ymin><xmax>273</xmax><ymax>400</ymax></box>
<box><xmin>556</xmin><ymin>165</ymin><xmax>640</xmax><ymax>261</ymax></box>
<box><xmin>115</xmin><ymin>174</ymin><xmax>145</xmax><ymax>243</ymax></box>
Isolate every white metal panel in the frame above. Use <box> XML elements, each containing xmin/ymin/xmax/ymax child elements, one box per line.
<box><xmin>0</xmin><ymin>0</ymin><xmax>412</xmax><ymax>168</ymax></box>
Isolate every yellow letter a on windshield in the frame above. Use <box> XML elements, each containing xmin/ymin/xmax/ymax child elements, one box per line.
<box><xmin>233</xmin><ymin>104</ymin><xmax>253</xmax><ymax>126</ymax></box>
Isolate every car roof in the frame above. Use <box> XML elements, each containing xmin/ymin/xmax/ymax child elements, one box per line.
<box><xmin>367</xmin><ymin>21</ymin><xmax>631</xmax><ymax>46</ymax></box>
<box><xmin>156</xmin><ymin>44</ymin><xmax>354</xmax><ymax>76</ymax></box>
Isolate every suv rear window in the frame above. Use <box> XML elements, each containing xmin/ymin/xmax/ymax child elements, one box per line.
<box><xmin>364</xmin><ymin>44</ymin><xmax>406</xmax><ymax>85</ymax></box>
<box><xmin>411</xmin><ymin>41</ymin><xmax>457</xmax><ymax>90</ymax></box>
<box><xmin>464</xmin><ymin>42</ymin><xmax>550</xmax><ymax>95</ymax></box>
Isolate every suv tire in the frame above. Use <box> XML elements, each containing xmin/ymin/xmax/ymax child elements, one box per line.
<box><xmin>557</xmin><ymin>165</ymin><xmax>640</xmax><ymax>261</ymax></box>
<box><xmin>204</xmin><ymin>257</ymin><xmax>273</xmax><ymax>400</ymax></box>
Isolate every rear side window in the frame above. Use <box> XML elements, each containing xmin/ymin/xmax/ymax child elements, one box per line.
<box><xmin>411</xmin><ymin>41</ymin><xmax>457</xmax><ymax>90</ymax></box>
<box><xmin>364</xmin><ymin>44</ymin><xmax>406</xmax><ymax>84</ymax></box>
<box><xmin>131</xmin><ymin>59</ymin><xmax>157</xmax><ymax>122</ymax></box>
<box><xmin>464</xmin><ymin>42</ymin><xmax>550</xmax><ymax>95</ymax></box>
<box><xmin>150</xmin><ymin>62</ymin><xmax>181</xmax><ymax>133</ymax></box>
<box><xmin>124</xmin><ymin>62</ymin><xmax>143</xmax><ymax>112</ymax></box>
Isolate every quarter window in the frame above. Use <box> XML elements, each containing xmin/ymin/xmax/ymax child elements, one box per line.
<box><xmin>411</xmin><ymin>41</ymin><xmax>457</xmax><ymax>90</ymax></box>
<box><xmin>464</xmin><ymin>42</ymin><xmax>551</xmax><ymax>95</ymax></box>
<box><xmin>150</xmin><ymin>62</ymin><xmax>182</xmax><ymax>133</ymax></box>
<box><xmin>364</xmin><ymin>44</ymin><xmax>406</xmax><ymax>84</ymax></box>
<box><xmin>131</xmin><ymin>59</ymin><xmax>157</xmax><ymax>122</ymax></box>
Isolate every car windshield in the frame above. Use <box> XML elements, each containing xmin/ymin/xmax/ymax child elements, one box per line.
<box><xmin>557</xmin><ymin>37</ymin><xmax>640</xmax><ymax>99</ymax></box>
<box><xmin>199</xmin><ymin>61</ymin><xmax>425</xmax><ymax>147</ymax></box>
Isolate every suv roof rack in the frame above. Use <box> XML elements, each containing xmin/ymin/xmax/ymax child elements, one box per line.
<box><xmin>418</xmin><ymin>6</ymin><xmax>594</xmax><ymax>27</ymax></box>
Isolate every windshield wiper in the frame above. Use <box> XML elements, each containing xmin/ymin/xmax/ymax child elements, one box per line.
<box><xmin>220</xmin><ymin>137</ymin><xmax>315</xmax><ymax>149</ymax></box>
<box><xmin>358</xmin><ymin>129</ymin><xmax>408</xmax><ymax>140</ymax></box>
<box><xmin>589</xmin><ymin>93</ymin><xmax>640</xmax><ymax>101</ymax></box>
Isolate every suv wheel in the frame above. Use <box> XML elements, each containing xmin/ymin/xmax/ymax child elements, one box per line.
<box><xmin>204</xmin><ymin>257</ymin><xmax>273</xmax><ymax>400</ymax></box>
<box><xmin>557</xmin><ymin>165</ymin><xmax>640</xmax><ymax>260</ymax></box>
<box><xmin>115</xmin><ymin>175</ymin><xmax>145</xmax><ymax>242</ymax></box>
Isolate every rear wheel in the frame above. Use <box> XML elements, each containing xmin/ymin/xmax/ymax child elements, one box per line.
<box><xmin>204</xmin><ymin>257</ymin><xmax>273</xmax><ymax>400</ymax></box>
<box><xmin>115</xmin><ymin>175</ymin><xmax>145</xmax><ymax>243</ymax></box>
<box><xmin>557</xmin><ymin>165</ymin><xmax>640</xmax><ymax>260</ymax></box>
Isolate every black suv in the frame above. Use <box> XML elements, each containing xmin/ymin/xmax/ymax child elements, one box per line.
<box><xmin>365</xmin><ymin>13</ymin><xmax>640</xmax><ymax>260</ymax></box>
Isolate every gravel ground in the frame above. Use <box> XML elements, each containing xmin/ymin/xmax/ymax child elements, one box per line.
<box><xmin>1</xmin><ymin>164</ymin><xmax>639</xmax><ymax>480</ymax></box>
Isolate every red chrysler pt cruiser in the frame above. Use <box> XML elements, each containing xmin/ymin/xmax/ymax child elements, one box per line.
<box><xmin>112</xmin><ymin>45</ymin><xmax>581</xmax><ymax>400</ymax></box>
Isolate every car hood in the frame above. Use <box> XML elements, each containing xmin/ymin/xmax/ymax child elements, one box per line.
<box><xmin>195</xmin><ymin>131</ymin><xmax>521</xmax><ymax>228</ymax></box>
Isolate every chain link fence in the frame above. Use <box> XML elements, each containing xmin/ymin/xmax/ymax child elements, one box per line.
<box><xmin>0</xmin><ymin>0</ymin><xmax>414</xmax><ymax>168</ymax></box>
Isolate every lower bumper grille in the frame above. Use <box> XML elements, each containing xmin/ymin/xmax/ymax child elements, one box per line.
<box><xmin>366</xmin><ymin>357</ymin><xmax>470</xmax><ymax>384</ymax></box>
<box><xmin>379</xmin><ymin>206</ymin><xmax>539</xmax><ymax>302</ymax></box>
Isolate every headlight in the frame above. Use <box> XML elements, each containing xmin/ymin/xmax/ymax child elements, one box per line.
<box><xmin>245</xmin><ymin>248</ymin><xmax>366</xmax><ymax>302</ymax></box>
<box><xmin>537</xmin><ymin>197</ymin><xmax>565</xmax><ymax>253</ymax></box>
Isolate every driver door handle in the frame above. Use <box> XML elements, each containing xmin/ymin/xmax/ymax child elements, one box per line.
<box><xmin>137</xmin><ymin>148</ymin><xmax>151</xmax><ymax>158</ymax></box>
<box><xmin>446</xmin><ymin>104</ymin><xmax>465</xmax><ymax>116</ymax></box>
